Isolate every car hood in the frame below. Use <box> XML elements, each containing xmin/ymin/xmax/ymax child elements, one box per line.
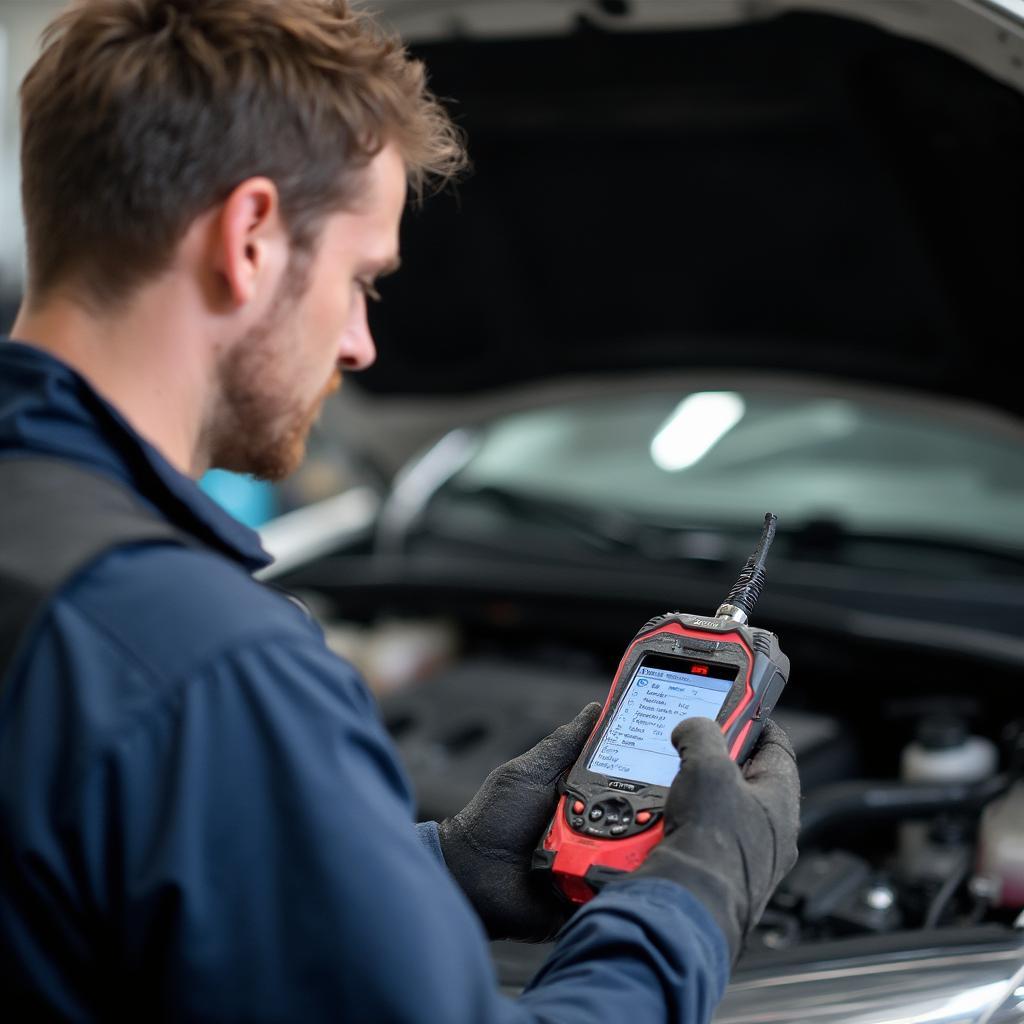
<box><xmin>356</xmin><ymin>0</ymin><xmax>1024</xmax><ymax>419</ymax></box>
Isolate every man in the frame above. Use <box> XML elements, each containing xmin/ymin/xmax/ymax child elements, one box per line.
<box><xmin>0</xmin><ymin>1</ymin><xmax>800</xmax><ymax>1021</ymax></box>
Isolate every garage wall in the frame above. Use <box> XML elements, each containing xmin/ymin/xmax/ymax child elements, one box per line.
<box><xmin>0</xmin><ymin>1</ymin><xmax>62</xmax><ymax>301</ymax></box>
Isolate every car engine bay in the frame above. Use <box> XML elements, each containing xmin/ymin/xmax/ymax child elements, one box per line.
<box><xmin>283</xmin><ymin>539</ymin><xmax>1024</xmax><ymax>974</ymax></box>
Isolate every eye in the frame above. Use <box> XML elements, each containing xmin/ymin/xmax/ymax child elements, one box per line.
<box><xmin>357</xmin><ymin>278</ymin><xmax>382</xmax><ymax>303</ymax></box>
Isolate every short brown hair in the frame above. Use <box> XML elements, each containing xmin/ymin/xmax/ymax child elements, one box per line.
<box><xmin>19</xmin><ymin>0</ymin><xmax>466</xmax><ymax>311</ymax></box>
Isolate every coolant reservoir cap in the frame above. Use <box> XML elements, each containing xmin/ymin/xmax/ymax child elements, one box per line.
<box><xmin>901</xmin><ymin>721</ymin><xmax>997</xmax><ymax>784</ymax></box>
<box><xmin>917</xmin><ymin>715</ymin><xmax>968</xmax><ymax>751</ymax></box>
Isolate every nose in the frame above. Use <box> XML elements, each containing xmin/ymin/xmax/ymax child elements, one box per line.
<box><xmin>338</xmin><ymin>303</ymin><xmax>377</xmax><ymax>372</ymax></box>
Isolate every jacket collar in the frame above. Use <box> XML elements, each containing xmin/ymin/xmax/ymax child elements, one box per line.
<box><xmin>0</xmin><ymin>340</ymin><xmax>272</xmax><ymax>573</ymax></box>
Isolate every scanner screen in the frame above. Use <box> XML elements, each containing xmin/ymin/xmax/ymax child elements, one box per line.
<box><xmin>587</xmin><ymin>658</ymin><xmax>736</xmax><ymax>787</ymax></box>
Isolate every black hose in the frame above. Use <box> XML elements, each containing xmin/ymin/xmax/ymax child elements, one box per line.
<box><xmin>800</xmin><ymin>774</ymin><xmax>1011</xmax><ymax>846</ymax></box>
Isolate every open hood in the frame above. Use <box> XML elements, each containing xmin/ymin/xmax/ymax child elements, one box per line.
<box><xmin>358</xmin><ymin>1</ymin><xmax>1024</xmax><ymax>418</ymax></box>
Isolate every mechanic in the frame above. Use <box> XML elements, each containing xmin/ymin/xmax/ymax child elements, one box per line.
<box><xmin>0</xmin><ymin>1</ymin><xmax>800</xmax><ymax>1021</ymax></box>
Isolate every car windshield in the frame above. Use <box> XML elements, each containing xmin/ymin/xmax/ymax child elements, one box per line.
<box><xmin>436</xmin><ymin>386</ymin><xmax>1024</xmax><ymax>555</ymax></box>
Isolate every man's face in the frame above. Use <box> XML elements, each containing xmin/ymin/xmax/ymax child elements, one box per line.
<box><xmin>211</xmin><ymin>143</ymin><xmax>406</xmax><ymax>480</ymax></box>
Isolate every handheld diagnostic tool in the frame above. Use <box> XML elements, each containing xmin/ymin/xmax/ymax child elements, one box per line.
<box><xmin>534</xmin><ymin>513</ymin><xmax>789</xmax><ymax>904</ymax></box>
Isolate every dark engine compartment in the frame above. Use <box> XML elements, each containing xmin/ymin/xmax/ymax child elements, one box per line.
<box><xmin>283</xmin><ymin>542</ymin><xmax>1024</xmax><ymax>974</ymax></box>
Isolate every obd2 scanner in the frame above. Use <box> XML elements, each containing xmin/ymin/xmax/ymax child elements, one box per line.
<box><xmin>534</xmin><ymin>513</ymin><xmax>789</xmax><ymax>904</ymax></box>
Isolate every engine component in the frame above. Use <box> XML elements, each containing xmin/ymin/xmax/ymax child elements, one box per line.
<box><xmin>976</xmin><ymin>782</ymin><xmax>1024</xmax><ymax>910</ymax></box>
<box><xmin>898</xmin><ymin>716</ymin><xmax>998</xmax><ymax>885</ymax></box>
<box><xmin>771</xmin><ymin>851</ymin><xmax>903</xmax><ymax>935</ymax></box>
<box><xmin>900</xmin><ymin>716</ymin><xmax>998</xmax><ymax>785</ymax></box>
<box><xmin>799</xmin><ymin>774</ymin><xmax>1009</xmax><ymax>847</ymax></box>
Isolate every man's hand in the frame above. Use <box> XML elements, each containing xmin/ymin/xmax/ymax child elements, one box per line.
<box><xmin>437</xmin><ymin>702</ymin><xmax>602</xmax><ymax>942</ymax></box>
<box><xmin>633</xmin><ymin>717</ymin><xmax>800</xmax><ymax>964</ymax></box>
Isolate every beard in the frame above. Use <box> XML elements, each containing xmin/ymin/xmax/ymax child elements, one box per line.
<box><xmin>206</xmin><ymin>255</ymin><xmax>340</xmax><ymax>481</ymax></box>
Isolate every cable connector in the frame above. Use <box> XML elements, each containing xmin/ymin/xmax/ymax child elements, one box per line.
<box><xmin>716</xmin><ymin>513</ymin><xmax>778</xmax><ymax>624</ymax></box>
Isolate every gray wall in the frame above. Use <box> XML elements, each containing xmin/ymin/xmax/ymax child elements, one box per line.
<box><xmin>0</xmin><ymin>1</ymin><xmax>63</xmax><ymax>299</ymax></box>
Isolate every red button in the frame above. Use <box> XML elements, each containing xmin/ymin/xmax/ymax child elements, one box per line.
<box><xmin>573</xmin><ymin>800</ymin><xmax>585</xmax><ymax>815</ymax></box>
<box><xmin>636</xmin><ymin>810</ymin><xmax>652</xmax><ymax>825</ymax></box>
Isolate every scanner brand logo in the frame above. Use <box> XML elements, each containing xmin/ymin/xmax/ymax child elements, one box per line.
<box><xmin>689</xmin><ymin>618</ymin><xmax>724</xmax><ymax>630</ymax></box>
<box><xmin>607</xmin><ymin>780</ymin><xmax>642</xmax><ymax>793</ymax></box>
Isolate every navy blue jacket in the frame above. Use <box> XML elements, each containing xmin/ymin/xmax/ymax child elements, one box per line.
<box><xmin>0</xmin><ymin>341</ymin><xmax>729</xmax><ymax>1022</ymax></box>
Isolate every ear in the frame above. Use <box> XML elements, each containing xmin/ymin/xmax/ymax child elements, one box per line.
<box><xmin>214</xmin><ymin>177</ymin><xmax>287</xmax><ymax>308</ymax></box>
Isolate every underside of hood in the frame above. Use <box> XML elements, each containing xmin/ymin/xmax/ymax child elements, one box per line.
<box><xmin>360</xmin><ymin>10</ymin><xmax>1024</xmax><ymax>417</ymax></box>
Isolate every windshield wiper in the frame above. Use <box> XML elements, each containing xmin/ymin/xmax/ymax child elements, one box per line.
<box><xmin>443</xmin><ymin>485</ymin><xmax>743</xmax><ymax>563</ymax></box>
<box><xmin>452</xmin><ymin>484</ymin><xmax>645</xmax><ymax>552</ymax></box>
<box><xmin>442</xmin><ymin>489</ymin><xmax>1024</xmax><ymax>572</ymax></box>
<box><xmin>783</xmin><ymin>517</ymin><xmax>1024</xmax><ymax>571</ymax></box>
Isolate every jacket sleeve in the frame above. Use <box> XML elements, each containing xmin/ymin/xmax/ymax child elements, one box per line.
<box><xmin>93</xmin><ymin>633</ymin><xmax>729</xmax><ymax>1023</ymax></box>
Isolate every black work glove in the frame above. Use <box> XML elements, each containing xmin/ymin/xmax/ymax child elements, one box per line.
<box><xmin>437</xmin><ymin>702</ymin><xmax>602</xmax><ymax>942</ymax></box>
<box><xmin>633</xmin><ymin>717</ymin><xmax>800</xmax><ymax>964</ymax></box>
